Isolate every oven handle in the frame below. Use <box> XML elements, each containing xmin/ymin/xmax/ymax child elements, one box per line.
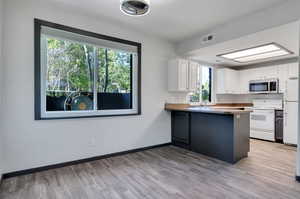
<box><xmin>250</xmin><ymin>114</ymin><xmax>267</xmax><ymax>121</ymax></box>
<box><xmin>250</xmin><ymin>128</ymin><xmax>274</xmax><ymax>133</ymax></box>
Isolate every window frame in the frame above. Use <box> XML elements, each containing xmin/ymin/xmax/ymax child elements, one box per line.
<box><xmin>200</xmin><ymin>66</ymin><xmax>213</xmax><ymax>104</ymax></box>
<box><xmin>208</xmin><ymin>67</ymin><xmax>212</xmax><ymax>103</ymax></box>
<box><xmin>189</xmin><ymin>66</ymin><xmax>214</xmax><ymax>105</ymax></box>
<box><xmin>34</xmin><ymin>19</ymin><xmax>142</xmax><ymax>120</ymax></box>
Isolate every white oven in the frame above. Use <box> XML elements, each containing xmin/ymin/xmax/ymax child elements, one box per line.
<box><xmin>250</xmin><ymin>109</ymin><xmax>275</xmax><ymax>141</ymax></box>
<box><xmin>250</xmin><ymin>99</ymin><xmax>283</xmax><ymax>141</ymax></box>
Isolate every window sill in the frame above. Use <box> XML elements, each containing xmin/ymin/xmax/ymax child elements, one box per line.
<box><xmin>189</xmin><ymin>102</ymin><xmax>216</xmax><ymax>106</ymax></box>
<box><xmin>36</xmin><ymin>112</ymin><xmax>141</xmax><ymax>120</ymax></box>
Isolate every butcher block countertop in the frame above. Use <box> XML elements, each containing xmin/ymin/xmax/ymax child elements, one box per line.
<box><xmin>165</xmin><ymin>103</ymin><xmax>253</xmax><ymax>115</ymax></box>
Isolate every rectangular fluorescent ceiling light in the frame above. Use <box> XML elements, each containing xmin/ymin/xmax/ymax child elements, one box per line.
<box><xmin>218</xmin><ymin>43</ymin><xmax>292</xmax><ymax>63</ymax></box>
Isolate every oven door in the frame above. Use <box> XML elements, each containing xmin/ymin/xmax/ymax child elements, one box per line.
<box><xmin>249</xmin><ymin>82</ymin><xmax>269</xmax><ymax>93</ymax></box>
<box><xmin>250</xmin><ymin>109</ymin><xmax>275</xmax><ymax>141</ymax></box>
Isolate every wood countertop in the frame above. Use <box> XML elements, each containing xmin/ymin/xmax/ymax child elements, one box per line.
<box><xmin>165</xmin><ymin>103</ymin><xmax>253</xmax><ymax>115</ymax></box>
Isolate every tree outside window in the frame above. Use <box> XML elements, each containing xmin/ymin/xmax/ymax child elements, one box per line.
<box><xmin>46</xmin><ymin>37</ymin><xmax>132</xmax><ymax>112</ymax></box>
<box><xmin>190</xmin><ymin>66</ymin><xmax>212</xmax><ymax>103</ymax></box>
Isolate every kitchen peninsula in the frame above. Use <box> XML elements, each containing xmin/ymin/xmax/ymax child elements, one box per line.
<box><xmin>165</xmin><ymin>104</ymin><xmax>252</xmax><ymax>164</ymax></box>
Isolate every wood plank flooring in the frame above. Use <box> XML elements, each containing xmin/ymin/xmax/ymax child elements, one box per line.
<box><xmin>1</xmin><ymin>139</ymin><xmax>299</xmax><ymax>199</ymax></box>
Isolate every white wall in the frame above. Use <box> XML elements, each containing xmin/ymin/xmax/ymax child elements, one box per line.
<box><xmin>0</xmin><ymin>0</ymin><xmax>4</xmax><ymax>179</ymax></box>
<box><xmin>1</xmin><ymin>0</ymin><xmax>175</xmax><ymax>173</ymax></box>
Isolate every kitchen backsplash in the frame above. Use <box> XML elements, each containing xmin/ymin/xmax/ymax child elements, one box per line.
<box><xmin>166</xmin><ymin>93</ymin><xmax>284</xmax><ymax>104</ymax></box>
<box><xmin>216</xmin><ymin>93</ymin><xmax>283</xmax><ymax>104</ymax></box>
<box><xmin>166</xmin><ymin>93</ymin><xmax>190</xmax><ymax>104</ymax></box>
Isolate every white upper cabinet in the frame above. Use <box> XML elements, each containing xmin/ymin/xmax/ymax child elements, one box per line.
<box><xmin>168</xmin><ymin>59</ymin><xmax>199</xmax><ymax>92</ymax></box>
<box><xmin>216</xmin><ymin>69</ymin><xmax>225</xmax><ymax>94</ymax></box>
<box><xmin>216</xmin><ymin>68</ymin><xmax>239</xmax><ymax>94</ymax></box>
<box><xmin>216</xmin><ymin>63</ymin><xmax>299</xmax><ymax>95</ymax></box>
<box><xmin>262</xmin><ymin>66</ymin><xmax>278</xmax><ymax>79</ymax></box>
<box><xmin>286</xmin><ymin>76</ymin><xmax>298</xmax><ymax>101</ymax></box>
<box><xmin>277</xmin><ymin>64</ymin><xmax>289</xmax><ymax>93</ymax></box>
<box><xmin>188</xmin><ymin>61</ymin><xmax>199</xmax><ymax>91</ymax></box>
<box><xmin>178</xmin><ymin>59</ymin><xmax>189</xmax><ymax>91</ymax></box>
<box><xmin>249</xmin><ymin>68</ymin><xmax>263</xmax><ymax>80</ymax></box>
<box><xmin>288</xmin><ymin>62</ymin><xmax>299</xmax><ymax>78</ymax></box>
<box><xmin>249</xmin><ymin>66</ymin><xmax>278</xmax><ymax>80</ymax></box>
<box><xmin>277</xmin><ymin>63</ymin><xmax>298</xmax><ymax>94</ymax></box>
<box><xmin>239</xmin><ymin>69</ymin><xmax>251</xmax><ymax>94</ymax></box>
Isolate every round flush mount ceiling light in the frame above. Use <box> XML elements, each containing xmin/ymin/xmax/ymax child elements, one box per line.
<box><xmin>120</xmin><ymin>0</ymin><xmax>150</xmax><ymax>16</ymax></box>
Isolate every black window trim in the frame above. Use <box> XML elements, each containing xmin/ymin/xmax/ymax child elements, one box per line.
<box><xmin>34</xmin><ymin>18</ymin><xmax>142</xmax><ymax>120</ymax></box>
<box><xmin>208</xmin><ymin>67</ymin><xmax>212</xmax><ymax>102</ymax></box>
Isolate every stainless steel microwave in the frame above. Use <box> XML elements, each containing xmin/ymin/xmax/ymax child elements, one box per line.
<box><xmin>249</xmin><ymin>79</ymin><xmax>279</xmax><ymax>94</ymax></box>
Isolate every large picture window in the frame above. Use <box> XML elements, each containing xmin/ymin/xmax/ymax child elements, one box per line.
<box><xmin>35</xmin><ymin>19</ymin><xmax>141</xmax><ymax>120</ymax></box>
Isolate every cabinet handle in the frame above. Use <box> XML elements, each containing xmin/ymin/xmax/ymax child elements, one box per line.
<box><xmin>284</xmin><ymin>113</ymin><xmax>287</xmax><ymax>126</ymax></box>
<box><xmin>187</xmin><ymin>66</ymin><xmax>190</xmax><ymax>90</ymax></box>
<box><xmin>284</xmin><ymin>101</ymin><xmax>287</xmax><ymax>125</ymax></box>
<box><xmin>285</xmin><ymin>80</ymin><xmax>287</xmax><ymax>94</ymax></box>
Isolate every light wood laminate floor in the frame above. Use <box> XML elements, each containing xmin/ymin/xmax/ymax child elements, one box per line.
<box><xmin>1</xmin><ymin>139</ymin><xmax>299</xmax><ymax>199</ymax></box>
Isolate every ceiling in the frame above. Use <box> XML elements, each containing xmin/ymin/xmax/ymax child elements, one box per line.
<box><xmin>189</xmin><ymin>22</ymin><xmax>299</xmax><ymax>67</ymax></box>
<box><xmin>49</xmin><ymin>0</ymin><xmax>287</xmax><ymax>43</ymax></box>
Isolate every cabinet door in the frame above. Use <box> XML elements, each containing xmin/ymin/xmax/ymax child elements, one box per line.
<box><xmin>230</xmin><ymin>70</ymin><xmax>239</xmax><ymax>94</ymax></box>
<box><xmin>216</xmin><ymin>68</ymin><xmax>239</xmax><ymax>94</ymax></box>
<box><xmin>178</xmin><ymin>60</ymin><xmax>189</xmax><ymax>91</ymax></box>
<box><xmin>225</xmin><ymin>69</ymin><xmax>239</xmax><ymax>94</ymax></box>
<box><xmin>225</xmin><ymin>70</ymin><xmax>233</xmax><ymax>94</ymax></box>
<box><xmin>172</xmin><ymin>112</ymin><xmax>189</xmax><ymax>144</ymax></box>
<box><xmin>288</xmin><ymin>63</ymin><xmax>299</xmax><ymax>78</ymax></box>
<box><xmin>216</xmin><ymin>69</ymin><xmax>226</xmax><ymax>94</ymax></box>
<box><xmin>225</xmin><ymin>69</ymin><xmax>234</xmax><ymax>94</ymax></box>
<box><xmin>189</xmin><ymin>61</ymin><xmax>199</xmax><ymax>92</ymax></box>
<box><xmin>284</xmin><ymin>102</ymin><xmax>298</xmax><ymax>145</ymax></box>
<box><xmin>286</xmin><ymin>77</ymin><xmax>299</xmax><ymax>101</ymax></box>
<box><xmin>239</xmin><ymin>70</ymin><xmax>250</xmax><ymax>94</ymax></box>
<box><xmin>277</xmin><ymin>64</ymin><xmax>289</xmax><ymax>93</ymax></box>
<box><xmin>263</xmin><ymin>66</ymin><xmax>278</xmax><ymax>79</ymax></box>
<box><xmin>250</xmin><ymin>68</ymin><xmax>264</xmax><ymax>80</ymax></box>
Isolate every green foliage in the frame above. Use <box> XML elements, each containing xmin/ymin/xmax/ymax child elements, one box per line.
<box><xmin>46</xmin><ymin>37</ymin><xmax>131</xmax><ymax>96</ymax></box>
<box><xmin>201</xmin><ymin>82</ymin><xmax>210</xmax><ymax>102</ymax></box>
<box><xmin>98</xmin><ymin>49</ymin><xmax>131</xmax><ymax>93</ymax></box>
<box><xmin>190</xmin><ymin>69</ymin><xmax>211</xmax><ymax>103</ymax></box>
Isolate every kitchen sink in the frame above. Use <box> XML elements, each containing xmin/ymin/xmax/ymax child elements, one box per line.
<box><xmin>188</xmin><ymin>106</ymin><xmax>245</xmax><ymax>110</ymax></box>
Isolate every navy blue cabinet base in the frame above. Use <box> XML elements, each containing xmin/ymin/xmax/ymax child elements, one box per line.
<box><xmin>171</xmin><ymin>110</ymin><xmax>250</xmax><ymax>164</ymax></box>
<box><xmin>171</xmin><ymin>111</ymin><xmax>191</xmax><ymax>150</ymax></box>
